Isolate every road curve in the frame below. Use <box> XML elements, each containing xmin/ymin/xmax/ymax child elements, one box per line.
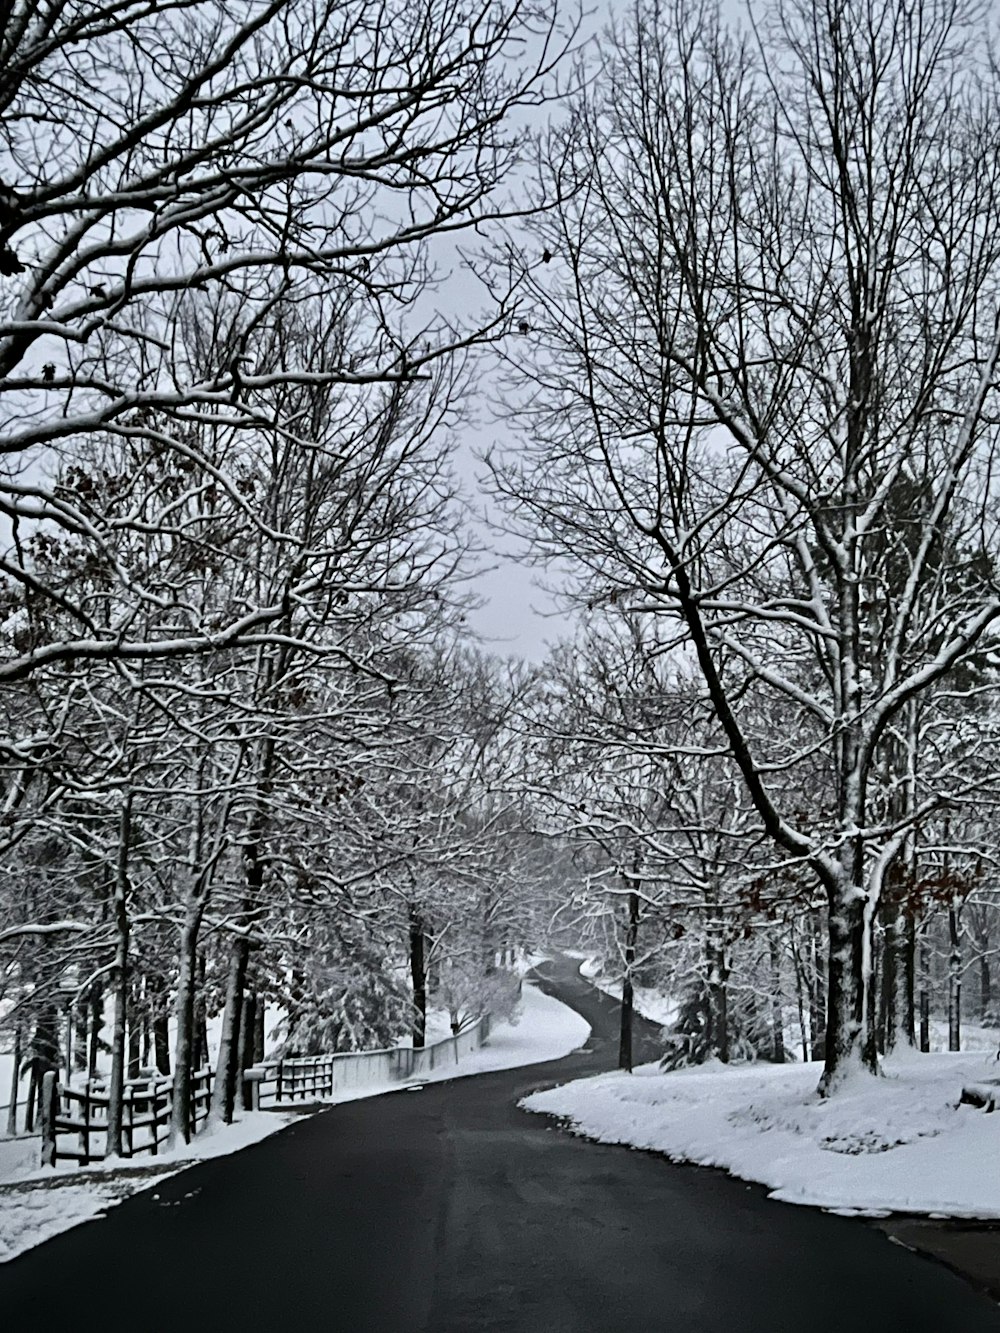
<box><xmin>0</xmin><ymin>956</ymin><xmax>997</xmax><ymax>1331</ymax></box>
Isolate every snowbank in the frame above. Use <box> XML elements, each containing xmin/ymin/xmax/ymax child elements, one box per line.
<box><xmin>0</xmin><ymin>1110</ymin><xmax>298</xmax><ymax>1263</ymax></box>
<box><xmin>414</xmin><ymin>980</ymin><xmax>590</xmax><ymax>1082</ymax></box>
<box><xmin>522</xmin><ymin>1047</ymin><xmax>1000</xmax><ymax>1219</ymax></box>
<box><xmin>0</xmin><ymin>982</ymin><xmax>588</xmax><ymax>1263</ymax></box>
<box><xmin>296</xmin><ymin>981</ymin><xmax>591</xmax><ymax>1100</ymax></box>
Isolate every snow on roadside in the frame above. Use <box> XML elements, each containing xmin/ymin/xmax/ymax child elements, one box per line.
<box><xmin>0</xmin><ymin>982</ymin><xmax>588</xmax><ymax>1263</ymax></box>
<box><xmin>413</xmin><ymin>981</ymin><xmax>590</xmax><ymax>1083</ymax></box>
<box><xmin>303</xmin><ymin>981</ymin><xmax>591</xmax><ymax>1099</ymax></box>
<box><xmin>568</xmin><ymin>955</ymin><xmax>678</xmax><ymax>1029</ymax></box>
<box><xmin>0</xmin><ymin>1110</ymin><xmax>298</xmax><ymax>1263</ymax></box>
<box><xmin>522</xmin><ymin>1047</ymin><xmax>1000</xmax><ymax>1219</ymax></box>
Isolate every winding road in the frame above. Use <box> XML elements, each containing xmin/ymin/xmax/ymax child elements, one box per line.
<box><xmin>1</xmin><ymin>956</ymin><xmax>998</xmax><ymax>1330</ymax></box>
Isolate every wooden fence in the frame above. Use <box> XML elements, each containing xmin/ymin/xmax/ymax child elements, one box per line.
<box><xmin>244</xmin><ymin>1014</ymin><xmax>492</xmax><ymax>1110</ymax></box>
<box><xmin>39</xmin><ymin>1067</ymin><xmax>212</xmax><ymax>1168</ymax></box>
<box><xmin>38</xmin><ymin>1011</ymin><xmax>493</xmax><ymax>1166</ymax></box>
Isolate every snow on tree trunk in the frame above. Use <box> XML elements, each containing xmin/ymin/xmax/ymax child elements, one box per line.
<box><xmin>819</xmin><ymin>885</ymin><xmax>876</xmax><ymax>1093</ymax></box>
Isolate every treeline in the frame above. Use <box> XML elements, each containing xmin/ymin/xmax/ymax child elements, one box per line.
<box><xmin>0</xmin><ymin>0</ymin><xmax>564</xmax><ymax>1143</ymax></box>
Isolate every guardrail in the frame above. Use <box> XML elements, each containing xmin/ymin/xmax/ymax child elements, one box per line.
<box><xmin>244</xmin><ymin>1014</ymin><xmax>492</xmax><ymax>1110</ymax></box>
<box><xmin>39</xmin><ymin>1067</ymin><xmax>212</xmax><ymax>1168</ymax></box>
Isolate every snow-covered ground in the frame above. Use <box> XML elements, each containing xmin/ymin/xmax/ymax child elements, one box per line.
<box><xmin>396</xmin><ymin>1008</ymin><xmax>456</xmax><ymax>1048</ymax></box>
<box><xmin>522</xmin><ymin>1046</ymin><xmax>1000</xmax><ymax>1219</ymax></box>
<box><xmin>0</xmin><ymin>1110</ymin><xmax>297</xmax><ymax>1263</ymax></box>
<box><xmin>567</xmin><ymin>954</ymin><xmax>678</xmax><ymax>1029</ymax></box>
<box><xmin>0</xmin><ymin>981</ymin><xmax>588</xmax><ymax>1263</ymax></box>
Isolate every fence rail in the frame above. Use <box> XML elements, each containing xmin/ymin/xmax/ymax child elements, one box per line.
<box><xmin>39</xmin><ymin>1067</ymin><xmax>213</xmax><ymax>1168</ymax></box>
<box><xmin>244</xmin><ymin>1014</ymin><xmax>492</xmax><ymax>1110</ymax></box>
<box><xmin>37</xmin><ymin>1012</ymin><xmax>493</xmax><ymax>1167</ymax></box>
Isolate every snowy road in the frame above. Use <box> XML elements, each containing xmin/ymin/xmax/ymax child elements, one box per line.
<box><xmin>0</xmin><ymin>957</ymin><xmax>997</xmax><ymax>1330</ymax></box>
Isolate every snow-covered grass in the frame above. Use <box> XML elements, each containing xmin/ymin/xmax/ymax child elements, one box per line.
<box><xmin>522</xmin><ymin>1046</ymin><xmax>1000</xmax><ymax>1219</ymax></box>
<box><xmin>0</xmin><ymin>981</ymin><xmax>589</xmax><ymax>1263</ymax></box>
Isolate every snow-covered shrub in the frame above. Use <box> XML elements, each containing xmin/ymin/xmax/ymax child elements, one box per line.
<box><xmin>280</xmin><ymin>951</ymin><xmax>411</xmax><ymax>1055</ymax></box>
<box><xmin>437</xmin><ymin>962</ymin><xmax>521</xmax><ymax>1035</ymax></box>
<box><xmin>659</xmin><ymin>981</ymin><xmax>773</xmax><ymax>1069</ymax></box>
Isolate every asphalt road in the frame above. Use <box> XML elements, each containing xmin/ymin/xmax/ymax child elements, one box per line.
<box><xmin>1</xmin><ymin>957</ymin><xmax>998</xmax><ymax>1331</ymax></box>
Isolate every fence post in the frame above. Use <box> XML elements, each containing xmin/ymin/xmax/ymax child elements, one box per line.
<box><xmin>243</xmin><ymin>1068</ymin><xmax>262</xmax><ymax>1112</ymax></box>
<box><xmin>80</xmin><ymin>1084</ymin><xmax>90</xmax><ymax>1166</ymax></box>
<box><xmin>149</xmin><ymin>1079</ymin><xmax>159</xmax><ymax>1155</ymax></box>
<box><xmin>40</xmin><ymin>1071</ymin><xmax>58</xmax><ymax>1168</ymax></box>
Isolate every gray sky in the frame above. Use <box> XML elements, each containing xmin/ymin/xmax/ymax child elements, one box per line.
<box><xmin>464</xmin><ymin>531</ymin><xmax>572</xmax><ymax>663</ymax></box>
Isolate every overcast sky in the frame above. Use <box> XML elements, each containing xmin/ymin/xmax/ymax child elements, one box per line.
<box><xmin>449</xmin><ymin>0</ymin><xmax>753</xmax><ymax>663</ymax></box>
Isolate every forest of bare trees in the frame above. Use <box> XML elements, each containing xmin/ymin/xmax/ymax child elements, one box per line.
<box><xmin>4</xmin><ymin>0</ymin><xmax>1000</xmax><ymax>1155</ymax></box>
<box><xmin>491</xmin><ymin>0</ymin><xmax>1000</xmax><ymax>1091</ymax></box>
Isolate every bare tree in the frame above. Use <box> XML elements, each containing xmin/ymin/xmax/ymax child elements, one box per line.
<box><xmin>492</xmin><ymin>0</ymin><xmax>1000</xmax><ymax>1090</ymax></box>
<box><xmin>0</xmin><ymin>0</ymin><xmax>567</xmax><ymax>676</ymax></box>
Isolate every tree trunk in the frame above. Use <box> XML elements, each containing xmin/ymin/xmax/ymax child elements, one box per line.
<box><xmin>63</xmin><ymin>1003</ymin><xmax>73</xmax><ymax>1084</ymax></box>
<box><xmin>106</xmin><ymin>792</ymin><xmax>133</xmax><ymax>1158</ymax></box>
<box><xmin>238</xmin><ymin>992</ymin><xmax>257</xmax><ymax>1110</ymax></box>
<box><xmin>254</xmin><ymin>999</ymin><xmax>265</xmax><ymax>1064</ymax></box>
<box><xmin>769</xmin><ymin>932</ymin><xmax>785</xmax><ymax>1064</ymax></box>
<box><xmin>5</xmin><ymin>1025</ymin><xmax>20</xmax><ymax>1135</ymax></box>
<box><xmin>619</xmin><ymin>890</ymin><xmax>639</xmax><ymax>1073</ymax></box>
<box><xmin>809</xmin><ymin>909</ymin><xmax>826</xmax><ymax>1061</ymax></box>
<box><xmin>127</xmin><ymin>977</ymin><xmax>142</xmax><ymax>1079</ymax></box>
<box><xmin>948</xmin><ymin>897</ymin><xmax>962</xmax><ymax>1052</ymax></box>
<box><xmin>409</xmin><ymin>904</ymin><xmax>427</xmax><ymax>1049</ymax></box>
<box><xmin>706</xmin><ymin>924</ymin><xmax>729</xmax><ymax>1063</ymax></box>
<box><xmin>154</xmin><ymin>1011</ymin><xmax>171</xmax><ymax>1076</ymax></box>
<box><xmin>879</xmin><ymin>890</ymin><xmax>905</xmax><ymax>1053</ymax></box>
<box><xmin>88</xmin><ymin>984</ymin><xmax>102</xmax><ymax>1078</ymax></box>
<box><xmin>820</xmin><ymin>888</ymin><xmax>875</xmax><ymax>1093</ymax></box>
<box><xmin>25</xmin><ymin>1068</ymin><xmax>36</xmax><ymax>1132</ymax></box>
<box><xmin>169</xmin><ymin>910</ymin><xmax>202</xmax><ymax>1145</ymax></box>
<box><xmin>73</xmin><ymin>995</ymin><xmax>89</xmax><ymax>1073</ymax></box>
<box><xmin>212</xmin><ymin>935</ymin><xmax>250</xmax><ymax>1124</ymax></box>
<box><xmin>903</xmin><ymin>912</ymin><xmax>917</xmax><ymax>1046</ymax></box>
<box><xmin>980</xmin><ymin>946</ymin><xmax>992</xmax><ymax>1024</ymax></box>
<box><xmin>789</xmin><ymin>926</ymin><xmax>810</xmax><ymax>1061</ymax></box>
<box><xmin>918</xmin><ymin>918</ymin><xmax>931</xmax><ymax>1052</ymax></box>
<box><xmin>193</xmin><ymin>952</ymin><xmax>208</xmax><ymax>1070</ymax></box>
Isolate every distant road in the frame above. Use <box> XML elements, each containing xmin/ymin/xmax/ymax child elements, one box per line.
<box><xmin>0</xmin><ymin>954</ymin><xmax>997</xmax><ymax>1331</ymax></box>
